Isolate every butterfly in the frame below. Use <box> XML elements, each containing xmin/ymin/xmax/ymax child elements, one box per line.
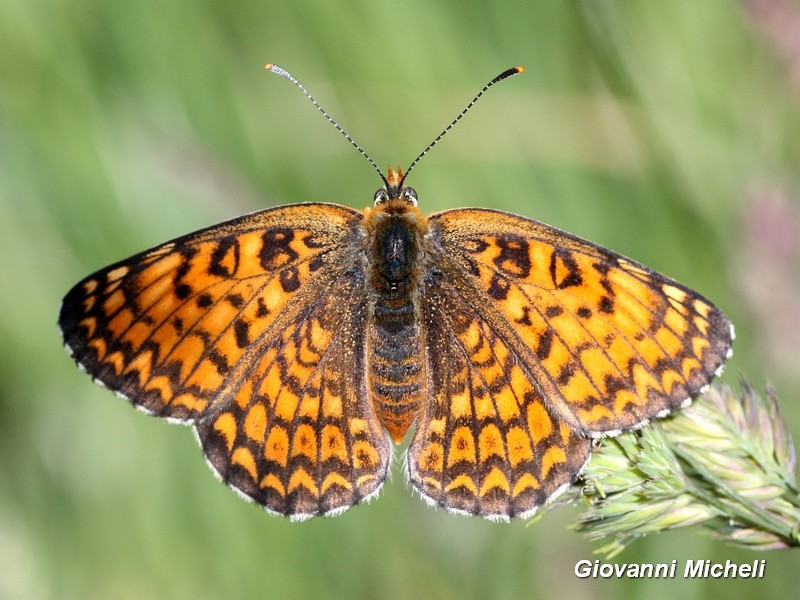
<box><xmin>59</xmin><ymin>65</ymin><xmax>733</xmax><ymax>522</ymax></box>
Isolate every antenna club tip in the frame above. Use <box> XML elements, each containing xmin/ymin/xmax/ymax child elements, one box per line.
<box><xmin>264</xmin><ymin>63</ymin><xmax>275</xmax><ymax>70</ymax></box>
<box><xmin>515</xmin><ymin>65</ymin><xmax>526</xmax><ymax>73</ymax></box>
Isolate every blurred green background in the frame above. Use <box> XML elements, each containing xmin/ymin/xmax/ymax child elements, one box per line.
<box><xmin>2</xmin><ymin>0</ymin><xmax>799</xmax><ymax>598</ymax></box>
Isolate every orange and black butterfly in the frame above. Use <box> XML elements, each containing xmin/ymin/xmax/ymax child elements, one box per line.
<box><xmin>59</xmin><ymin>65</ymin><xmax>733</xmax><ymax>521</ymax></box>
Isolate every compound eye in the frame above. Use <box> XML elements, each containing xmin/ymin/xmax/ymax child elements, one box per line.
<box><xmin>373</xmin><ymin>188</ymin><xmax>390</xmax><ymax>205</ymax></box>
<box><xmin>401</xmin><ymin>187</ymin><xmax>418</xmax><ymax>206</ymax></box>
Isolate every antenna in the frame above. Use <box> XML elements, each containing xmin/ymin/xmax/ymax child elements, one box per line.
<box><xmin>265</xmin><ymin>63</ymin><xmax>389</xmax><ymax>187</ymax></box>
<box><xmin>399</xmin><ymin>66</ymin><xmax>524</xmax><ymax>188</ymax></box>
<box><xmin>265</xmin><ymin>63</ymin><xmax>525</xmax><ymax>191</ymax></box>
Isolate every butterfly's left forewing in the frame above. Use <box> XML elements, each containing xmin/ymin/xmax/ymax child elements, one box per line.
<box><xmin>426</xmin><ymin>208</ymin><xmax>733</xmax><ymax>437</ymax></box>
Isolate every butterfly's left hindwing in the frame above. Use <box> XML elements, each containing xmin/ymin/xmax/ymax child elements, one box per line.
<box><xmin>427</xmin><ymin>208</ymin><xmax>733</xmax><ymax>437</ymax></box>
<box><xmin>408</xmin><ymin>277</ymin><xmax>591</xmax><ymax>520</ymax></box>
<box><xmin>60</xmin><ymin>203</ymin><xmax>391</xmax><ymax>517</ymax></box>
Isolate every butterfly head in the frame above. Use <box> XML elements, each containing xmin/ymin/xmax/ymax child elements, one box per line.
<box><xmin>374</xmin><ymin>165</ymin><xmax>418</xmax><ymax>207</ymax></box>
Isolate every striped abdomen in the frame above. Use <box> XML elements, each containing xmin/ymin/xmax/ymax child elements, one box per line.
<box><xmin>369</xmin><ymin>297</ymin><xmax>423</xmax><ymax>441</ymax></box>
